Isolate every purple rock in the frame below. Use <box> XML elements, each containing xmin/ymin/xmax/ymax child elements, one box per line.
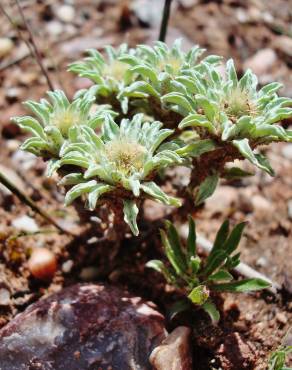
<box><xmin>0</xmin><ymin>284</ymin><xmax>166</xmax><ymax>370</ymax></box>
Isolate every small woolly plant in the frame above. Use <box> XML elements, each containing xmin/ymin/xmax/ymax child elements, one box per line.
<box><xmin>14</xmin><ymin>40</ymin><xmax>292</xmax><ymax>307</ymax></box>
<box><xmin>14</xmin><ymin>40</ymin><xmax>292</xmax><ymax>233</ymax></box>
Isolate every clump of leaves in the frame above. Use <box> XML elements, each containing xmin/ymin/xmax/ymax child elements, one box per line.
<box><xmin>68</xmin><ymin>44</ymin><xmax>133</xmax><ymax>113</ymax></box>
<box><xmin>164</xmin><ymin>59</ymin><xmax>292</xmax><ymax>175</ymax></box>
<box><xmin>14</xmin><ymin>40</ymin><xmax>292</xmax><ymax>235</ymax></box>
<box><xmin>13</xmin><ymin>89</ymin><xmax>114</xmax><ymax>172</ymax></box>
<box><xmin>147</xmin><ymin>217</ymin><xmax>270</xmax><ymax>322</ymax></box>
<box><xmin>58</xmin><ymin>114</ymin><xmax>182</xmax><ymax>235</ymax></box>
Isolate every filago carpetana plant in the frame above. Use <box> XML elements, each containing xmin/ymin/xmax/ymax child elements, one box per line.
<box><xmin>14</xmin><ymin>40</ymin><xmax>292</xmax><ymax>318</ymax></box>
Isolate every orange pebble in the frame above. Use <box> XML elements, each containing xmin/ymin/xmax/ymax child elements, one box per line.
<box><xmin>28</xmin><ymin>248</ymin><xmax>57</xmax><ymax>280</ymax></box>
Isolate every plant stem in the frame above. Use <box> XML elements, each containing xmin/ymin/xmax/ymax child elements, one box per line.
<box><xmin>14</xmin><ymin>0</ymin><xmax>55</xmax><ymax>91</ymax></box>
<box><xmin>159</xmin><ymin>0</ymin><xmax>173</xmax><ymax>42</ymax></box>
<box><xmin>0</xmin><ymin>171</ymin><xmax>70</xmax><ymax>235</ymax></box>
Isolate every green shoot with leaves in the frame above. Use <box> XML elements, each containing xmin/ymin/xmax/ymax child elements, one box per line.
<box><xmin>146</xmin><ymin>217</ymin><xmax>270</xmax><ymax>322</ymax></box>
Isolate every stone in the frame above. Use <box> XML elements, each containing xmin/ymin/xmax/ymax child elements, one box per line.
<box><xmin>0</xmin><ymin>164</ymin><xmax>26</xmax><ymax>195</ymax></box>
<box><xmin>275</xmin><ymin>312</ymin><xmax>288</xmax><ymax>325</ymax></box>
<box><xmin>46</xmin><ymin>20</ymin><xmax>64</xmax><ymax>37</ymax></box>
<box><xmin>178</xmin><ymin>0</ymin><xmax>198</xmax><ymax>9</ymax></box>
<box><xmin>205</xmin><ymin>186</ymin><xmax>238</xmax><ymax>216</ymax></box>
<box><xmin>282</xmin><ymin>144</ymin><xmax>292</xmax><ymax>160</ymax></box>
<box><xmin>255</xmin><ymin>256</ymin><xmax>268</xmax><ymax>268</ymax></box>
<box><xmin>243</xmin><ymin>49</ymin><xmax>277</xmax><ymax>76</ymax></box>
<box><xmin>12</xmin><ymin>215</ymin><xmax>39</xmax><ymax>233</ymax></box>
<box><xmin>251</xmin><ymin>195</ymin><xmax>273</xmax><ymax>218</ymax></box>
<box><xmin>12</xmin><ymin>149</ymin><xmax>37</xmax><ymax>172</ymax></box>
<box><xmin>0</xmin><ymin>38</ymin><xmax>13</xmax><ymax>58</ymax></box>
<box><xmin>0</xmin><ymin>288</ymin><xmax>10</xmax><ymax>306</ymax></box>
<box><xmin>273</xmin><ymin>36</ymin><xmax>292</xmax><ymax>62</ymax></box>
<box><xmin>150</xmin><ymin>326</ymin><xmax>192</xmax><ymax>370</ymax></box>
<box><xmin>56</xmin><ymin>5</ymin><xmax>75</xmax><ymax>23</ymax></box>
<box><xmin>0</xmin><ymin>284</ymin><xmax>166</xmax><ymax>370</ymax></box>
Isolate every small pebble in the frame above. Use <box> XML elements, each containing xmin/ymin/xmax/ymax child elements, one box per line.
<box><xmin>0</xmin><ymin>289</ymin><xmax>10</xmax><ymax>306</ymax></box>
<box><xmin>62</xmin><ymin>259</ymin><xmax>74</xmax><ymax>274</ymax></box>
<box><xmin>275</xmin><ymin>312</ymin><xmax>288</xmax><ymax>325</ymax></box>
<box><xmin>12</xmin><ymin>215</ymin><xmax>39</xmax><ymax>233</ymax></box>
<box><xmin>28</xmin><ymin>247</ymin><xmax>57</xmax><ymax>280</ymax></box>
<box><xmin>282</xmin><ymin>144</ymin><xmax>292</xmax><ymax>160</ymax></box>
<box><xmin>57</xmin><ymin>5</ymin><xmax>75</xmax><ymax>23</ymax></box>
<box><xmin>46</xmin><ymin>20</ymin><xmax>64</xmax><ymax>36</ymax></box>
<box><xmin>0</xmin><ymin>38</ymin><xmax>13</xmax><ymax>58</ymax></box>
<box><xmin>256</xmin><ymin>256</ymin><xmax>268</xmax><ymax>268</ymax></box>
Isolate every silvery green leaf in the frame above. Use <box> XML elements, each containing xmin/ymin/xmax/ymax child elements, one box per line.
<box><xmin>195</xmin><ymin>173</ymin><xmax>219</xmax><ymax>206</ymax></box>
<box><xmin>176</xmin><ymin>139</ymin><xmax>217</xmax><ymax>158</ymax></box>
<box><xmin>87</xmin><ymin>184</ymin><xmax>113</xmax><ymax>210</ymax></box>
<box><xmin>222</xmin><ymin>116</ymin><xmax>253</xmax><ymax>141</ymax></box>
<box><xmin>203</xmin><ymin>55</ymin><xmax>222</xmax><ymax>65</ymax></box>
<box><xmin>81</xmin><ymin>126</ymin><xmax>104</xmax><ymax>150</ymax></box>
<box><xmin>179</xmin><ymin>114</ymin><xmax>215</xmax><ymax>133</ymax></box>
<box><xmin>23</xmin><ymin>101</ymin><xmax>50</xmax><ymax>125</ymax></box>
<box><xmin>129</xmin><ymin>65</ymin><xmax>159</xmax><ymax>85</ymax></box>
<box><xmin>161</xmin><ymin>93</ymin><xmax>194</xmax><ymax>112</ymax></box>
<box><xmin>150</xmin><ymin>128</ymin><xmax>174</xmax><ymax>153</ymax></box>
<box><xmin>84</xmin><ymin>164</ymin><xmax>108</xmax><ymax>180</ymax></box>
<box><xmin>14</xmin><ymin>116</ymin><xmax>45</xmax><ymax>139</ymax></box>
<box><xmin>233</xmin><ymin>138</ymin><xmax>273</xmax><ymax>174</ymax></box>
<box><xmin>266</xmin><ymin>108</ymin><xmax>292</xmax><ymax>124</ymax></box>
<box><xmin>123</xmin><ymin>199</ymin><xmax>139</xmax><ymax>236</ymax></box>
<box><xmin>123</xmin><ymin>81</ymin><xmax>160</xmax><ymax>98</ymax></box>
<box><xmin>141</xmin><ymin>181</ymin><xmax>181</xmax><ymax>207</ymax></box>
<box><xmin>60</xmin><ymin>154</ymin><xmax>89</xmax><ymax>168</ymax></box>
<box><xmin>20</xmin><ymin>137</ymin><xmax>49</xmax><ymax>155</ymax></box>
<box><xmin>102</xmin><ymin>116</ymin><xmax>119</xmax><ymax>142</ymax></box>
<box><xmin>44</xmin><ymin>126</ymin><xmax>64</xmax><ymax>148</ymax></box>
<box><xmin>226</xmin><ymin>59</ymin><xmax>238</xmax><ymax>87</ymax></box>
<box><xmin>46</xmin><ymin>159</ymin><xmax>61</xmax><ymax>177</ymax></box>
<box><xmin>259</xmin><ymin>82</ymin><xmax>283</xmax><ymax>96</ymax></box>
<box><xmin>251</xmin><ymin>124</ymin><xmax>288</xmax><ymax>140</ymax></box>
<box><xmin>254</xmin><ymin>154</ymin><xmax>275</xmax><ymax>176</ymax></box>
<box><xmin>64</xmin><ymin>180</ymin><xmax>97</xmax><ymax>205</ymax></box>
<box><xmin>127</xmin><ymin>178</ymin><xmax>141</xmax><ymax>196</ymax></box>
<box><xmin>195</xmin><ymin>94</ymin><xmax>217</xmax><ymax>121</ymax></box>
<box><xmin>58</xmin><ymin>173</ymin><xmax>86</xmax><ymax>185</ymax></box>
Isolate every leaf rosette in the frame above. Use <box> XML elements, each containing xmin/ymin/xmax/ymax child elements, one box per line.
<box><xmin>59</xmin><ymin>114</ymin><xmax>183</xmax><ymax>235</ymax></box>
<box><xmin>68</xmin><ymin>44</ymin><xmax>134</xmax><ymax>113</ymax></box>
<box><xmin>163</xmin><ymin>59</ymin><xmax>292</xmax><ymax>174</ymax></box>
